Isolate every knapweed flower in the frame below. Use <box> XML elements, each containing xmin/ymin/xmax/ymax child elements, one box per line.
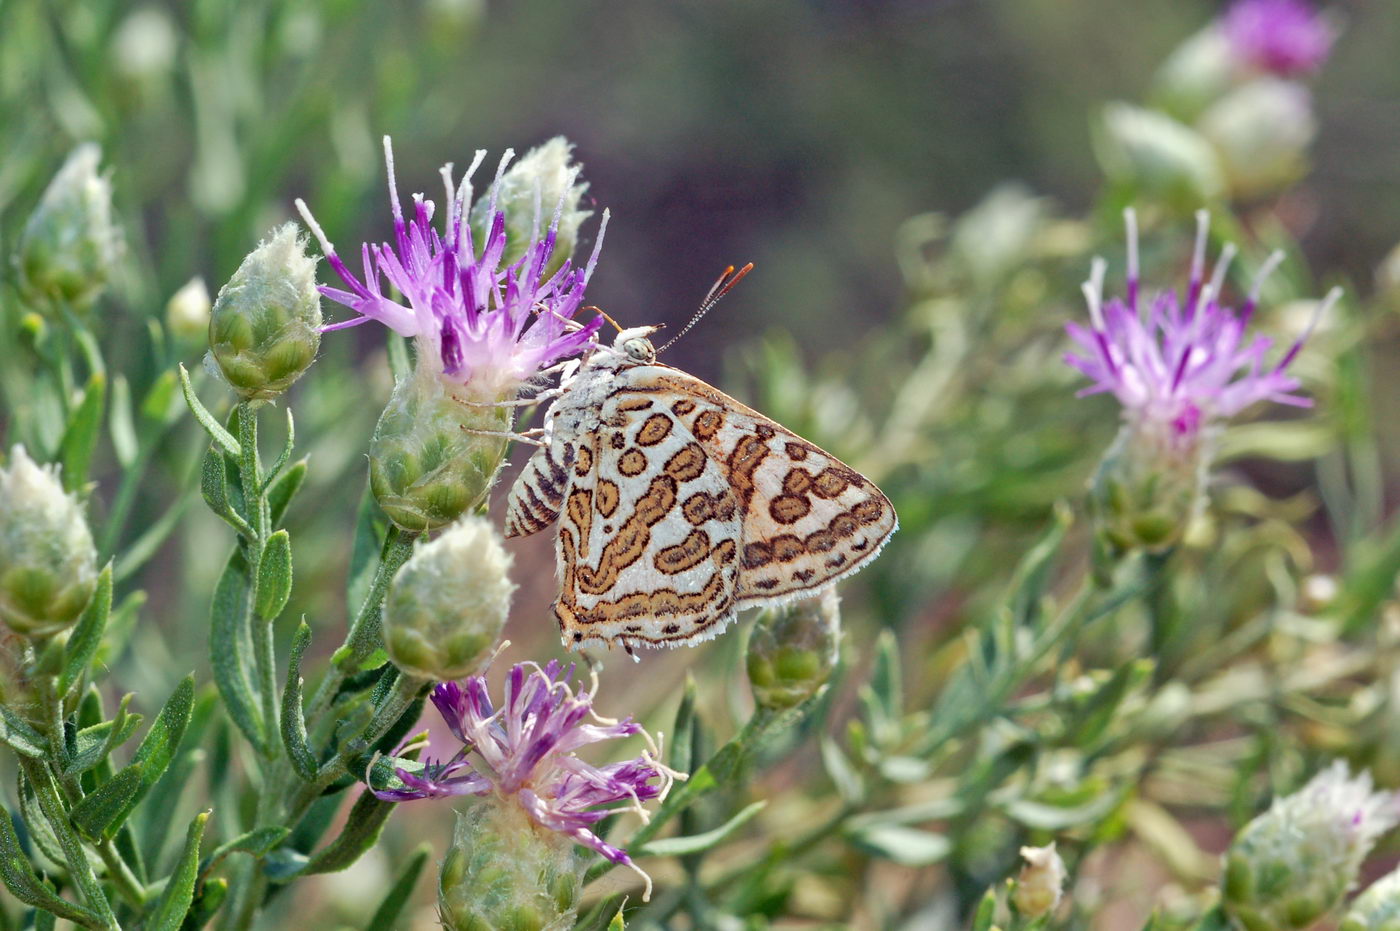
<box><xmin>1224</xmin><ymin>761</ymin><xmax>1400</xmax><ymax>931</ymax></box>
<box><xmin>0</xmin><ymin>447</ymin><xmax>99</xmax><ymax>639</ymax></box>
<box><xmin>296</xmin><ymin>136</ymin><xmax>605</xmax><ymax>404</ymax></box>
<box><xmin>373</xmin><ymin>661</ymin><xmax>678</xmax><ymax>900</ymax></box>
<box><xmin>383</xmin><ymin>516</ymin><xmax>514</xmax><ymax>680</ymax></box>
<box><xmin>16</xmin><ymin>144</ymin><xmax>124</xmax><ymax>310</ymax></box>
<box><xmin>1223</xmin><ymin>0</ymin><xmax>1334</xmax><ymax>78</ymax></box>
<box><xmin>1065</xmin><ymin>209</ymin><xmax>1339</xmax><ymax>550</ymax></box>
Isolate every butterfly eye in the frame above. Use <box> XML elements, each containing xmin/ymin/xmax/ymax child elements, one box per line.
<box><xmin>623</xmin><ymin>338</ymin><xmax>654</xmax><ymax>362</ymax></box>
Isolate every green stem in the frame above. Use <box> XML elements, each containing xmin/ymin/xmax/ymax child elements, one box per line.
<box><xmin>18</xmin><ymin>758</ymin><xmax>120</xmax><ymax>930</ymax></box>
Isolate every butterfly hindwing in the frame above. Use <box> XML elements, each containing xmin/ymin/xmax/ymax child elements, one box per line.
<box><xmin>610</xmin><ymin>367</ymin><xmax>898</xmax><ymax>608</ymax></box>
<box><xmin>504</xmin><ymin>436</ymin><xmax>576</xmax><ymax>539</ymax></box>
<box><xmin>554</xmin><ymin>398</ymin><xmax>743</xmax><ymax>649</ymax></box>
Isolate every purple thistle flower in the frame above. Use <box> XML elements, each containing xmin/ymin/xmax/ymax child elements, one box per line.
<box><xmin>1223</xmin><ymin>0</ymin><xmax>1333</xmax><ymax>77</ymax></box>
<box><xmin>1064</xmin><ymin>209</ymin><xmax>1338</xmax><ymax>447</ymax></box>
<box><xmin>372</xmin><ymin>660</ymin><xmax>679</xmax><ymax>900</ymax></box>
<box><xmin>295</xmin><ymin>137</ymin><xmax>606</xmax><ymax>398</ymax></box>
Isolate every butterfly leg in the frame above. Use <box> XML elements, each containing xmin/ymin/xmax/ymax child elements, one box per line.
<box><xmin>455</xmin><ymin>389</ymin><xmax>564</xmax><ymax>409</ymax></box>
<box><xmin>461</xmin><ymin>426</ymin><xmax>549</xmax><ymax>448</ymax></box>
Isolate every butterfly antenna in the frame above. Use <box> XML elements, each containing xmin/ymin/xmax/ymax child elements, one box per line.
<box><xmin>657</xmin><ymin>262</ymin><xmax>753</xmax><ymax>355</ymax></box>
<box><xmin>583</xmin><ymin>305</ymin><xmax>624</xmax><ymax>333</ymax></box>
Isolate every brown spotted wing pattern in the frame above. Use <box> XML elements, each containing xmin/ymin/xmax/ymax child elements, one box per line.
<box><xmin>506</xmin><ymin>364</ymin><xmax>897</xmax><ymax>651</ymax></box>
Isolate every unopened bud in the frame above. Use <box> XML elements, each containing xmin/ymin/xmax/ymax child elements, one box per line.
<box><xmin>1097</xmin><ymin>103</ymin><xmax>1224</xmax><ymax>208</ymax></box>
<box><xmin>746</xmin><ymin>589</ymin><xmax>840</xmax><ymax>711</ymax></box>
<box><xmin>368</xmin><ymin>364</ymin><xmax>510</xmax><ymax>532</ymax></box>
<box><xmin>111</xmin><ymin>7</ymin><xmax>177</xmax><ymax>82</ymax></box>
<box><xmin>1012</xmin><ymin>843</ymin><xmax>1067</xmax><ymax>918</ymax></box>
<box><xmin>1342</xmin><ymin>867</ymin><xmax>1400</xmax><ymax>931</ymax></box>
<box><xmin>471</xmin><ymin>137</ymin><xmax>590</xmax><ymax>276</ymax></box>
<box><xmin>1092</xmin><ymin>418</ymin><xmax>1210</xmax><ymax>553</ymax></box>
<box><xmin>1223</xmin><ymin>761</ymin><xmax>1400</xmax><ymax>931</ymax></box>
<box><xmin>0</xmin><ymin>447</ymin><xmax>98</xmax><ymax>638</ymax></box>
<box><xmin>16</xmin><ymin>144</ymin><xmax>124</xmax><ymax>310</ymax></box>
<box><xmin>439</xmin><ymin>801</ymin><xmax>583</xmax><ymax>931</ymax></box>
<box><xmin>1198</xmin><ymin>79</ymin><xmax>1315</xmax><ymax>200</ymax></box>
<box><xmin>384</xmin><ymin>516</ymin><xmax>513</xmax><ymax>680</ymax></box>
<box><xmin>1153</xmin><ymin>26</ymin><xmax>1235</xmax><ymax>121</ymax></box>
<box><xmin>208</xmin><ymin>223</ymin><xmax>322</xmax><ymax>400</ymax></box>
<box><xmin>166</xmin><ymin>276</ymin><xmax>212</xmax><ymax>343</ymax></box>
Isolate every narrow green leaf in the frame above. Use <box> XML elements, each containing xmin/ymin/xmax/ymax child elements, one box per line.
<box><xmin>282</xmin><ymin>621</ymin><xmax>319</xmax><ymax>780</ymax></box>
<box><xmin>670</xmin><ymin>673</ymin><xmax>697</xmax><ymax>775</ymax></box>
<box><xmin>0</xmin><ymin>809</ymin><xmax>103</xmax><ymax>928</ymax></box>
<box><xmin>59</xmin><ymin>371</ymin><xmax>105</xmax><ymax>492</ymax></box>
<box><xmin>971</xmin><ymin>887</ymin><xmax>998</xmax><ymax>931</ymax></box>
<box><xmin>261</xmin><ymin>407</ymin><xmax>295</xmax><ymax>492</ymax></box>
<box><xmin>0</xmin><ymin>705</ymin><xmax>47</xmax><ymax>758</ymax></box>
<box><xmin>255</xmin><ymin>530</ymin><xmax>294</xmax><ymax>622</ymax></box>
<box><xmin>108</xmin><ymin>675</ymin><xmax>196</xmax><ymax>832</ymax></box>
<box><xmin>346</xmin><ymin>486</ymin><xmax>383</xmax><ymax>622</ymax></box>
<box><xmin>262</xmin><ymin>848</ymin><xmax>310</xmax><ymax>881</ymax></box>
<box><xmin>65</xmin><ymin>695</ymin><xmax>142</xmax><ymax>775</ymax></box>
<box><xmin>210</xmin><ymin>549</ymin><xmax>264</xmax><ymax>751</ymax></box>
<box><xmin>109</xmin><ymin>375</ymin><xmax>138</xmax><ymax>467</ymax></box>
<box><xmin>820</xmin><ymin>736</ymin><xmax>863</xmax><ymax>804</ymax></box>
<box><xmin>867</xmin><ymin>630</ymin><xmax>903</xmax><ymax>724</ymax></box>
<box><xmin>266</xmin><ymin>457</ymin><xmax>308</xmax><ymax>528</ymax></box>
<box><xmin>203</xmin><ymin>826</ymin><xmax>291</xmax><ymax>874</ymax></box>
<box><xmin>847</xmin><ymin>824</ymin><xmax>951</xmax><ymax>866</ymax></box>
<box><xmin>144</xmin><ymin>810</ymin><xmax>208</xmax><ymax>931</ymax></box>
<box><xmin>608</xmin><ymin>910</ymin><xmax>626</xmax><ymax>931</ymax></box>
<box><xmin>184</xmin><ymin>876</ymin><xmax>228</xmax><ymax>930</ymax></box>
<box><xmin>200</xmin><ymin>445</ymin><xmax>243</xmax><ymax>531</ymax></box>
<box><xmin>178</xmin><ymin>365</ymin><xmax>240</xmax><ymax>455</ymax></box>
<box><xmin>637</xmin><ymin>801</ymin><xmax>767</xmax><ymax>858</ymax></box>
<box><xmin>61</xmin><ymin>563</ymin><xmax>112</xmax><ymax>697</ymax></box>
<box><xmin>303</xmin><ymin>789</ymin><xmax>394</xmax><ymax>875</ymax></box>
<box><xmin>364</xmin><ymin>844</ymin><xmax>429</xmax><ymax>931</ymax></box>
<box><xmin>70</xmin><ymin>762</ymin><xmax>145</xmax><ymax>841</ymax></box>
<box><xmin>140</xmin><ymin>369</ymin><xmax>180</xmax><ymax>425</ymax></box>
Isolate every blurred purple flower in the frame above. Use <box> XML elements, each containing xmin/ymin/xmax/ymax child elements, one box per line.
<box><xmin>1223</xmin><ymin>0</ymin><xmax>1333</xmax><ymax>77</ymax></box>
<box><xmin>1065</xmin><ymin>209</ymin><xmax>1338</xmax><ymax>446</ymax></box>
<box><xmin>296</xmin><ymin>138</ymin><xmax>605</xmax><ymax>397</ymax></box>
<box><xmin>373</xmin><ymin>660</ymin><xmax>677</xmax><ymax>897</ymax></box>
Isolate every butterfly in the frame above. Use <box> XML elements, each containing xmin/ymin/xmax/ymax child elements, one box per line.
<box><xmin>504</xmin><ymin>269</ymin><xmax>897</xmax><ymax>653</ymax></box>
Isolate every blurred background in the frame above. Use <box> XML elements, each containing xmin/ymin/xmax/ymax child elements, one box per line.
<box><xmin>4</xmin><ymin>0</ymin><xmax>1400</xmax><ymax>927</ymax></box>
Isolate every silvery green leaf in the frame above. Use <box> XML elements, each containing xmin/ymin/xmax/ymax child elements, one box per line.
<box><xmin>210</xmin><ymin>549</ymin><xmax>264</xmax><ymax>752</ymax></box>
<box><xmin>637</xmin><ymin>800</ymin><xmax>766</xmax><ymax>858</ymax></box>
<box><xmin>143</xmin><ymin>810</ymin><xmax>208</xmax><ymax>931</ymax></box>
<box><xmin>64</xmin><ymin>695</ymin><xmax>142</xmax><ymax>775</ymax></box>
<box><xmin>0</xmin><ymin>807</ymin><xmax>103</xmax><ymax>927</ymax></box>
<box><xmin>61</xmin><ymin>562</ymin><xmax>112</xmax><ymax>697</ymax></box>
<box><xmin>282</xmin><ymin>621</ymin><xmax>318</xmax><ymax>780</ymax></box>
<box><xmin>303</xmin><ymin>790</ymin><xmax>393</xmax><ymax>875</ymax></box>
<box><xmin>59</xmin><ymin>371</ymin><xmax>105</xmax><ymax>492</ymax></box>
<box><xmin>70</xmin><ymin>762</ymin><xmax>145</xmax><ymax>841</ymax></box>
<box><xmin>848</xmin><ymin>824</ymin><xmax>951</xmax><ymax>866</ymax></box>
<box><xmin>821</xmin><ymin>737</ymin><xmax>864</xmax><ymax>804</ymax></box>
<box><xmin>266</xmin><ymin>457</ymin><xmax>309</xmax><ymax>528</ymax></box>
<box><xmin>109</xmin><ymin>374</ymin><xmax>137</xmax><ymax>467</ymax></box>
<box><xmin>971</xmin><ymin>887</ymin><xmax>997</xmax><ymax>931</ymax></box>
<box><xmin>255</xmin><ymin>529</ymin><xmax>293</xmax><ymax>621</ymax></box>
<box><xmin>106</xmin><ymin>674</ymin><xmax>195</xmax><ymax>833</ymax></box>
<box><xmin>178</xmin><ymin>364</ymin><xmax>240</xmax><ymax>456</ymax></box>
<box><xmin>365</xmin><ymin>844</ymin><xmax>429</xmax><ymax>931</ymax></box>
<box><xmin>0</xmin><ymin>705</ymin><xmax>47</xmax><ymax>758</ymax></box>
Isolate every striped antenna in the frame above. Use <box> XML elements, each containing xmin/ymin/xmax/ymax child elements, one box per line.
<box><xmin>657</xmin><ymin>263</ymin><xmax>754</xmax><ymax>355</ymax></box>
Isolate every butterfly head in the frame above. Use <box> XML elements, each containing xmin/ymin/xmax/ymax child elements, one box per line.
<box><xmin>610</xmin><ymin>326</ymin><xmax>660</xmax><ymax>366</ymax></box>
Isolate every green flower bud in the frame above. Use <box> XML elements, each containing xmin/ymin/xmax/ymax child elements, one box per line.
<box><xmin>1223</xmin><ymin>761</ymin><xmax>1399</xmax><ymax>931</ymax></box>
<box><xmin>16</xmin><ymin>144</ymin><xmax>124</xmax><ymax>310</ymax></box>
<box><xmin>1012</xmin><ymin>843</ymin><xmax>1067</xmax><ymax>918</ymax></box>
<box><xmin>439</xmin><ymin>801</ymin><xmax>583</xmax><ymax>931</ymax></box>
<box><xmin>1198</xmin><ymin>78</ymin><xmax>1315</xmax><ymax>201</ymax></box>
<box><xmin>471</xmin><ymin>137</ymin><xmax>590</xmax><ymax>277</ymax></box>
<box><xmin>1343</xmin><ymin>868</ymin><xmax>1400</xmax><ymax>931</ymax></box>
<box><xmin>166</xmin><ymin>276</ymin><xmax>212</xmax><ymax>343</ymax></box>
<box><xmin>0</xmin><ymin>447</ymin><xmax>99</xmax><ymax>638</ymax></box>
<box><xmin>1152</xmin><ymin>26</ymin><xmax>1235</xmax><ymax>122</ymax></box>
<box><xmin>208</xmin><ymin>223</ymin><xmax>322</xmax><ymax>400</ymax></box>
<box><xmin>1091</xmin><ymin>419</ymin><xmax>1211</xmax><ymax>553</ymax></box>
<box><xmin>368</xmin><ymin>364</ymin><xmax>511</xmax><ymax>532</ymax></box>
<box><xmin>1096</xmin><ymin>103</ymin><xmax>1225</xmax><ymax>208</ymax></box>
<box><xmin>384</xmin><ymin>516</ymin><xmax>514</xmax><ymax>680</ymax></box>
<box><xmin>746</xmin><ymin>589</ymin><xmax>840</xmax><ymax>712</ymax></box>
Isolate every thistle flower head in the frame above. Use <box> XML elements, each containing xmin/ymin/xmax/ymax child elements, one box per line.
<box><xmin>17</xmin><ymin>144</ymin><xmax>124</xmax><ymax>310</ymax></box>
<box><xmin>1066</xmin><ymin>209</ymin><xmax>1336</xmax><ymax>446</ymax></box>
<box><xmin>1224</xmin><ymin>761</ymin><xmax>1400</xmax><ymax>930</ymax></box>
<box><xmin>1223</xmin><ymin>0</ymin><xmax>1333</xmax><ymax>77</ymax></box>
<box><xmin>296</xmin><ymin>137</ymin><xmax>605</xmax><ymax>403</ymax></box>
<box><xmin>374</xmin><ymin>660</ymin><xmax>679</xmax><ymax>900</ymax></box>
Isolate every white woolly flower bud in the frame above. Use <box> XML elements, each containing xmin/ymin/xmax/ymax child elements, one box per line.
<box><xmin>1092</xmin><ymin>417</ymin><xmax>1213</xmax><ymax>552</ymax></box>
<box><xmin>1198</xmin><ymin>78</ymin><xmax>1316</xmax><ymax>200</ymax></box>
<box><xmin>746</xmin><ymin>589</ymin><xmax>841</xmax><ymax>711</ymax></box>
<box><xmin>1224</xmin><ymin>761</ymin><xmax>1400</xmax><ymax>931</ymax></box>
<box><xmin>208</xmin><ymin>223</ymin><xmax>322</xmax><ymax>400</ymax></box>
<box><xmin>1152</xmin><ymin>26</ymin><xmax>1235</xmax><ymax>121</ymax></box>
<box><xmin>1097</xmin><ymin>103</ymin><xmax>1225</xmax><ymax>207</ymax></box>
<box><xmin>16</xmin><ymin>144</ymin><xmax>124</xmax><ymax>310</ymax></box>
<box><xmin>166</xmin><ymin>276</ymin><xmax>212</xmax><ymax>343</ymax></box>
<box><xmin>438</xmin><ymin>801</ymin><xmax>583</xmax><ymax>931</ymax></box>
<box><xmin>384</xmin><ymin>516</ymin><xmax>514</xmax><ymax>680</ymax></box>
<box><xmin>1343</xmin><ymin>867</ymin><xmax>1400</xmax><ymax>931</ymax></box>
<box><xmin>0</xmin><ymin>447</ymin><xmax>99</xmax><ymax>638</ymax></box>
<box><xmin>470</xmin><ymin>137</ymin><xmax>590</xmax><ymax>276</ymax></box>
<box><xmin>1012</xmin><ymin>842</ymin><xmax>1067</xmax><ymax>918</ymax></box>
